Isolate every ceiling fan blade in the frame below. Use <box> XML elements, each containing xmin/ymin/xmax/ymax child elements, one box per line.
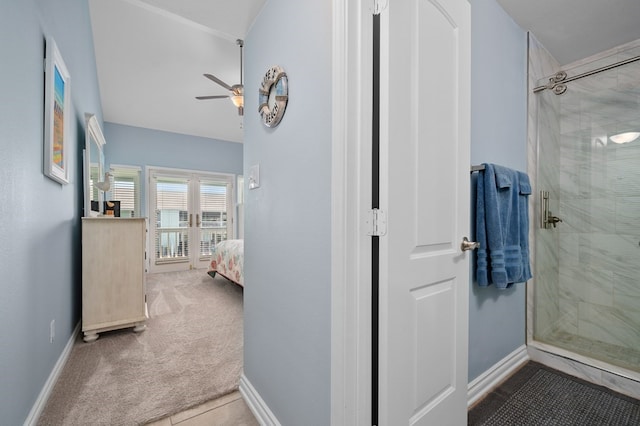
<box><xmin>203</xmin><ymin>73</ymin><xmax>233</xmax><ymax>91</ymax></box>
<box><xmin>195</xmin><ymin>95</ymin><xmax>230</xmax><ymax>100</ymax></box>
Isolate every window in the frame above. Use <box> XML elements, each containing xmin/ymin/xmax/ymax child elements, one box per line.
<box><xmin>154</xmin><ymin>177</ymin><xmax>189</xmax><ymax>261</ymax></box>
<box><xmin>109</xmin><ymin>165</ymin><xmax>141</xmax><ymax>218</ymax></box>
<box><xmin>199</xmin><ymin>180</ymin><xmax>229</xmax><ymax>255</ymax></box>
<box><xmin>148</xmin><ymin>168</ymin><xmax>234</xmax><ymax>272</ymax></box>
<box><xmin>90</xmin><ymin>164</ymin><xmax>100</xmax><ymax>203</ymax></box>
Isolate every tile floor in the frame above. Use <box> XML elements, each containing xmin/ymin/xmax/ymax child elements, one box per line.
<box><xmin>146</xmin><ymin>391</ymin><xmax>259</xmax><ymax>426</ymax></box>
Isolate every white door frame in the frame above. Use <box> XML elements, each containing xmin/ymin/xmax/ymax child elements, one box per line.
<box><xmin>332</xmin><ymin>0</ymin><xmax>471</xmax><ymax>423</ymax></box>
<box><xmin>331</xmin><ymin>0</ymin><xmax>373</xmax><ymax>424</ymax></box>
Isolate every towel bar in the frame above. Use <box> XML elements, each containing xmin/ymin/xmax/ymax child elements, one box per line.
<box><xmin>470</xmin><ymin>164</ymin><xmax>485</xmax><ymax>173</ymax></box>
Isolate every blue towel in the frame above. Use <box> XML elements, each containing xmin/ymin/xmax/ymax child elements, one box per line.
<box><xmin>475</xmin><ymin>163</ymin><xmax>532</xmax><ymax>288</ymax></box>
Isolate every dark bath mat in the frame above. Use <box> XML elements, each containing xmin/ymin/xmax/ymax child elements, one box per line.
<box><xmin>468</xmin><ymin>362</ymin><xmax>640</xmax><ymax>425</ymax></box>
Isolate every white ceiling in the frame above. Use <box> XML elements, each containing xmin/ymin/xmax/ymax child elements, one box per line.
<box><xmin>89</xmin><ymin>0</ymin><xmax>640</xmax><ymax>144</ymax></box>
<box><xmin>88</xmin><ymin>0</ymin><xmax>265</xmax><ymax>143</ymax></box>
<box><xmin>496</xmin><ymin>0</ymin><xmax>640</xmax><ymax>66</ymax></box>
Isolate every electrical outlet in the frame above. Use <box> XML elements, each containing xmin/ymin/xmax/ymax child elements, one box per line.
<box><xmin>50</xmin><ymin>319</ymin><xmax>55</xmax><ymax>343</ymax></box>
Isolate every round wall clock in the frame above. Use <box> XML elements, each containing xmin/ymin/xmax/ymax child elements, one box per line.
<box><xmin>258</xmin><ymin>65</ymin><xmax>288</xmax><ymax>128</ymax></box>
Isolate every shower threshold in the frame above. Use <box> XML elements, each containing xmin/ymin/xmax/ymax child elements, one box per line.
<box><xmin>539</xmin><ymin>330</ymin><xmax>640</xmax><ymax>374</ymax></box>
<box><xmin>528</xmin><ymin>340</ymin><xmax>640</xmax><ymax>400</ymax></box>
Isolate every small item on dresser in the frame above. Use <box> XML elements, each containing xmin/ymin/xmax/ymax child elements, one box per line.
<box><xmin>103</xmin><ymin>200</ymin><xmax>120</xmax><ymax>217</ymax></box>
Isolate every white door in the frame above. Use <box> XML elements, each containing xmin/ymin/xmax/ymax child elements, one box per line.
<box><xmin>378</xmin><ymin>0</ymin><xmax>471</xmax><ymax>424</ymax></box>
<box><xmin>149</xmin><ymin>169</ymin><xmax>234</xmax><ymax>273</ymax></box>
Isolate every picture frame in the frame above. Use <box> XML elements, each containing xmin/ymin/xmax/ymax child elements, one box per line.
<box><xmin>91</xmin><ymin>201</ymin><xmax>120</xmax><ymax>217</ymax></box>
<box><xmin>103</xmin><ymin>200</ymin><xmax>121</xmax><ymax>217</ymax></box>
<box><xmin>44</xmin><ymin>37</ymin><xmax>71</xmax><ymax>184</ymax></box>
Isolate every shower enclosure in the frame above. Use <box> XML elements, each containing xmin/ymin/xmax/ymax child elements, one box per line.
<box><xmin>532</xmin><ymin>42</ymin><xmax>640</xmax><ymax>378</ymax></box>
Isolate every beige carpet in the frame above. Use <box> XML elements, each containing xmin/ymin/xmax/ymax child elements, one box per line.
<box><xmin>38</xmin><ymin>270</ymin><xmax>243</xmax><ymax>425</ymax></box>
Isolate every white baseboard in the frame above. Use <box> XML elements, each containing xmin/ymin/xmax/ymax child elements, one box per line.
<box><xmin>24</xmin><ymin>322</ymin><xmax>80</xmax><ymax>426</ymax></box>
<box><xmin>240</xmin><ymin>346</ymin><xmax>528</xmax><ymax>423</ymax></box>
<box><xmin>467</xmin><ymin>344</ymin><xmax>529</xmax><ymax>408</ymax></box>
<box><xmin>239</xmin><ymin>374</ymin><xmax>281</xmax><ymax>426</ymax></box>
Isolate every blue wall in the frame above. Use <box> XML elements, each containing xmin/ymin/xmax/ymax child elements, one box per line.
<box><xmin>0</xmin><ymin>0</ymin><xmax>103</xmax><ymax>424</ymax></box>
<box><xmin>468</xmin><ymin>0</ymin><xmax>528</xmax><ymax>381</ymax></box>
<box><xmin>104</xmin><ymin>122</ymin><xmax>243</xmax><ymax>214</ymax></box>
<box><xmin>0</xmin><ymin>0</ymin><xmax>529</xmax><ymax>422</ymax></box>
<box><xmin>242</xmin><ymin>0</ymin><xmax>529</xmax><ymax>421</ymax></box>
<box><xmin>243</xmin><ymin>0</ymin><xmax>332</xmax><ymax>424</ymax></box>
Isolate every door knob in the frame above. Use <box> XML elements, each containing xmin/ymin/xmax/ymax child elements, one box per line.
<box><xmin>461</xmin><ymin>237</ymin><xmax>480</xmax><ymax>252</ymax></box>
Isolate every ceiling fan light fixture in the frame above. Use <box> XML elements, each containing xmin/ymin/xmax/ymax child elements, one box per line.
<box><xmin>610</xmin><ymin>131</ymin><xmax>640</xmax><ymax>144</ymax></box>
<box><xmin>230</xmin><ymin>85</ymin><xmax>244</xmax><ymax>109</ymax></box>
<box><xmin>231</xmin><ymin>94</ymin><xmax>244</xmax><ymax>108</ymax></box>
<box><xmin>230</xmin><ymin>95</ymin><xmax>243</xmax><ymax>108</ymax></box>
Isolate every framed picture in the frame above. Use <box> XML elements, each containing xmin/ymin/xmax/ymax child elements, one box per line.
<box><xmin>44</xmin><ymin>37</ymin><xmax>71</xmax><ymax>184</ymax></box>
<box><xmin>91</xmin><ymin>201</ymin><xmax>121</xmax><ymax>217</ymax></box>
<box><xmin>104</xmin><ymin>200</ymin><xmax>121</xmax><ymax>217</ymax></box>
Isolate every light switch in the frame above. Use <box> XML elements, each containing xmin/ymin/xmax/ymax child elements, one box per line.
<box><xmin>249</xmin><ymin>164</ymin><xmax>260</xmax><ymax>189</ymax></box>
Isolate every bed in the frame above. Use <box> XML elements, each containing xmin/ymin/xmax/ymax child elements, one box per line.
<box><xmin>208</xmin><ymin>239</ymin><xmax>244</xmax><ymax>287</ymax></box>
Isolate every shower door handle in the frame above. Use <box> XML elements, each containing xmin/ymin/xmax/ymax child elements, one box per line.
<box><xmin>541</xmin><ymin>191</ymin><xmax>550</xmax><ymax>228</ymax></box>
<box><xmin>461</xmin><ymin>237</ymin><xmax>480</xmax><ymax>252</ymax></box>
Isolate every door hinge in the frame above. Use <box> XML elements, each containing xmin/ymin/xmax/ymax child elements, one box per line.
<box><xmin>366</xmin><ymin>209</ymin><xmax>387</xmax><ymax>236</ymax></box>
<box><xmin>373</xmin><ymin>0</ymin><xmax>388</xmax><ymax>15</ymax></box>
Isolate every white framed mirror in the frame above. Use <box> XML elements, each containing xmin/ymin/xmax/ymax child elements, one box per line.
<box><xmin>84</xmin><ymin>113</ymin><xmax>106</xmax><ymax>217</ymax></box>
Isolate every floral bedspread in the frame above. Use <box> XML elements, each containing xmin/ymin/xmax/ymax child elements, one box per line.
<box><xmin>209</xmin><ymin>239</ymin><xmax>244</xmax><ymax>286</ymax></box>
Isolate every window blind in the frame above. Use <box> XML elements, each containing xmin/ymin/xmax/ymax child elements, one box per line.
<box><xmin>155</xmin><ymin>178</ymin><xmax>189</xmax><ymax>211</ymax></box>
<box><xmin>109</xmin><ymin>166</ymin><xmax>141</xmax><ymax>218</ymax></box>
<box><xmin>154</xmin><ymin>176</ymin><xmax>189</xmax><ymax>261</ymax></box>
<box><xmin>200</xmin><ymin>181</ymin><xmax>228</xmax><ymax>213</ymax></box>
<box><xmin>199</xmin><ymin>180</ymin><xmax>228</xmax><ymax>257</ymax></box>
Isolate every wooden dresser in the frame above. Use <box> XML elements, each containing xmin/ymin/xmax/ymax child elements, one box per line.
<box><xmin>81</xmin><ymin>217</ymin><xmax>147</xmax><ymax>342</ymax></box>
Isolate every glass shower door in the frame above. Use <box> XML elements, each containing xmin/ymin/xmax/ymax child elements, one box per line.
<box><xmin>533</xmin><ymin>48</ymin><xmax>640</xmax><ymax>373</ymax></box>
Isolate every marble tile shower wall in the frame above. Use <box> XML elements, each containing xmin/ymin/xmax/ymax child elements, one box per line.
<box><xmin>555</xmin><ymin>53</ymin><xmax>640</xmax><ymax>351</ymax></box>
<box><xmin>535</xmin><ymin>89</ymin><xmax>561</xmax><ymax>338</ymax></box>
<box><xmin>529</xmin><ymin>33</ymin><xmax>562</xmax><ymax>341</ymax></box>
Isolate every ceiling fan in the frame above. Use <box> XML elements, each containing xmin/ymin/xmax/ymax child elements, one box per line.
<box><xmin>196</xmin><ymin>39</ymin><xmax>244</xmax><ymax>116</ymax></box>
